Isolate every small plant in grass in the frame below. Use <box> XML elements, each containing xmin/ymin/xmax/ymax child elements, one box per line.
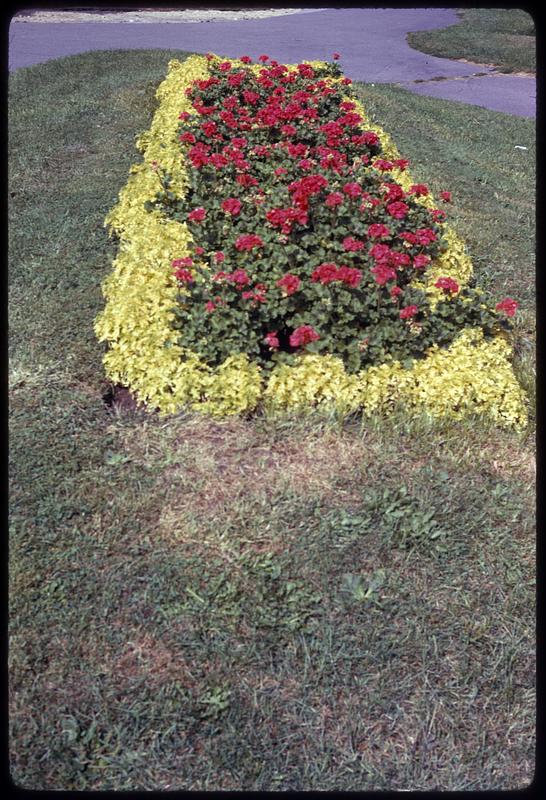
<box><xmin>148</xmin><ymin>54</ymin><xmax>519</xmax><ymax>375</ymax></box>
<box><xmin>363</xmin><ymin>486</ymin><xmax>447</xmax><ymax>551</ymax></box>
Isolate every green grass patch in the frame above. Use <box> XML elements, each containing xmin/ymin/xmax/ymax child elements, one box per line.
<box><xmin>9</xmin><ymin>50</ymin><xmax>535</xmax><ymax>790</ymax></box>
<box><xmin>407</xmin><ymin>8</ymin><xmax>536</xmax><ymax>74</ymax></box>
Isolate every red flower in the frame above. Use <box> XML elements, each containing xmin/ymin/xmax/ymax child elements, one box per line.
<box><xmin>495</xmin><ymin>297</ymin><xmax>519</xmax><ymax>317</ymax></box>
<box><xmin>390</xmin><ymin>286</ymin><xmax>402</xmax><ymax>299</ymax></box>
<box><xmin>218</xmin><ymin>61</ymin><xmax>232</xmax><ymax>72</ymax></box>
<box><xmin>383</xmin><ymin>183</ymin><xmax>406</xmax><ymax>202</ymax></box>
<box><xmin>413</xmin><ymin>254</ymin><xmax>431</xmax><ymax>269</ymax></box>
<box><xmin>221</xmin><ymin>197</ymin><xmax>242</xmax><ymax>216</ymax></box>
<box><xmin>297</xmin><ymin>63</ymin><xmax>315</xmax><ymax>78</ymax></box>
<box><xmin>289</xmin><ymin>325</ymin><xmax>320</xmax><ymax>347</ymax></box>
<box><xmin>409</xmin><ymin>183</ymin><xmax>429</xmax><ymax>196</ymax></box>
<box><xmin>210</xmin><ymin>153</ymin><xmax>229</xmax><ymax>169</ymax></box>
<box><xmin>188</xmin><ymin>207</ymin><xmax>206</xmax><ymax>222</ymax></box>
<box><xmin>369</xmin><ymin>243</ymin><xmax>391</xmax><ymax>261</ymax></box>
<box><xmin>431</xmin><ymin>209</ymin><xmax>447</xmax><ymax>222</ymax></box>
<box><xmin>400</xmin><ymin>305</ymin><xmax>419</xmax><ymax>320</ymax></box>
<box><xmin>371</xmin><ymin>263</ymin><xmax>397</xmax><ymax>285</ymax></box>
<box><xmin>373</xmin><ymin>158</ymin><xmax>394</xmax><ymax>172</ymax></box>
<box><xmin>414</xmin><ymin>228</ymin><xmax>437</xmax><ymax>245</ymax></box>
<box><xmin>174</xmin><ymin>268</ymin><xmax>194</xmax><ymax>283</ymax></box>
<box><xmin>325</xmin><ymin>192</ymin><xmax>344</xmax><ymax>207</ymax></box>
<box><xmin>264</xmin><ymin>331</ymin><xmax>280</xmax><ymax>349</ymax></box>
<box><xmin>253</xmin><ymin>285</ymin><xmax>267</xmax><ymax>303</ymax></box>
<box><xmin>259</xmin><ymin>54</ymin><xmax>269</xmax><ymax>62</ymax></box>
<box><xmin>194</xmin><ymin>246</ymin><xmax>205</xmax><ymax>255</ymax></box>
<box><xmin>277</xmin><ymin>273</ymin><xmax>301</xmax><ymax>295</ymax></box>
<box><xmin>180</xmin><ymin>132</ymin><xmax>196</xmax><ymax>144</ymax></box>
<box><xmin>337</xmin><ymin>266</ymin><xmax>362</xmax><ymax>287</ymax></box>
<box><xmin>215</xmin><ymin>251</ymin><xmax>225</xmax><ymax>263</ymax></box>
<box><xmin>368</xmin><ymin>223</ymin><xmax>391</xmax><ymax>239</ymax></box>
<box><xmin>281</xmin><ymin>124</ymin><xmax>297</xmax><ymax>137</ymax></box>
<box><xmin>394</xmin><ymin>159</ymin><xmax>409</xmax><ymax>171</ymax></box>
<box><xmin>236</xmin><ymin>173</ymin><xmax>259</xmax><ymax>188</ymax></box>
<box><xmin>386</xmin><ymin>201</ymin><xmax>409</xmax><ymax>220</ymax></box>
<box><xmin>440</xmin><ymin>191</ymin><xmax>452</xmax><ymax>203</ymax></box>
<box><xmin>274</xmin><ymin>167</ymin><xmax>288</xmax><ymax>177</ymax></box>
<box><xmin>201</xmin><ymin>120</ymin><xmax>218</xmax><ymax>138</ymax></box>
<box><xmin>338</xmin><ymin>112</ymin><xmax>362</xmax><ymax>128</ymax></box>
<box><xmin>342</xmin><ymin>236</ymin><xmax>365</xmax><ymax>252</ymax></box>
<box><xmin>228</xmin><ymin>72</ymin><xmax>245</xmax><ymax>87</ymax></box>
<box><xmin>229</xmin><ymin>269</ymin><xmax>251</xmax><ymax>287</ymax></box>
<box><xmin>311</xmin><ymin>263</ymin><xmax>339</xmax><ymax>284</ymax></box>
<box><xmin>434</xmin><ymin>276</ymin><xmax>459</xmax><ymax>294</ymax></box>
<box><xmin>343</xmin><ymin>182</ymin><xmax>361</xmax><ymax>198</ymax></box>
<box><xmin>205</xmin><ymin>300</ymin><xmax>216</xmax><ymax>312</ymax></box>
<box><xmin>356</xmin><ymin>131</ymin><xmax>380</xmax><ymax>147</ymax></box>
<box><xmin>235</xmin><ymin>234</ymin><xmax>264</xmax><ymax>251</ymax></box>
<box><xmin>390</xmin><ymin>251</ymin><xmax>411</xmax><ymax>268</ymax></box>
<box><xmin>333</xmin><ymin>52</ymin><xmax>341</xmax><ymax>60</ymax></box>
<box><xmin>188</xmin><ymin>144</ymin><xmax>211</xmax><ymax>168</ymax></box>
<box><xmin>240</xmin><ymin>55</ymin><xmax>252</xmax><ymax>64</ymax></box>
<box><xmin>172</xmin><ymin>257</ymin><xmax>193</xmax><ymax>268</ymax></box>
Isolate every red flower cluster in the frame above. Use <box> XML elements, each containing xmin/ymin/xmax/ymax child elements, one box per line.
<box><xmin>188</xmin><ymin>207</ymin><xmax>206</xmax><ymax>222</ymax></box>
<box><xmin>386</xmin><ymin>201</ymin><xmax>409</xmax><ymax>220</ymax></box>
<box><xmin>311</xmin><ymin>263</ymin><xmax>362</xmax><ymax>287</ymax></box>
<box><xmin>266</xmin><ymin>205</ymin><xmax>308</xmax><ymax>233</ymax></box>
<box><xmin>289</xmin><ymin>325</ymin><xmax>320</xmax><ymax>347</ymax></box>
<box><xmin>371</xmin><ymin>263</ymin><xmax>397</xmax><ymax>286</ymax></box>
<box><xmin>165</xmin><ymin>53</ymin><xmax>516</xmax><ymax>374</ymax></box>
<box><xmin>495</xmin><ymin>297</ymin><xmax>519</xmax><ymax>317</ymax></box>
<box><xmin>342</xmin><ymin>236</ymin><xmax>365</xmax><ymax>252</ymax></box>
<box><xmin>235</xmin><ymin>234</ymin><xmax>264</xmax><ymax>251</ymax></box>
<box><xmin>277</xmin><ymin>273</ymin><xmax>302</xmax><ymax>295</ymax></box>
<box><xmin>434</xmin><ymin>276</ymin><xmax>459</xmax><ymax>294</ymax></box>
<box><xmin>400</xmin><ymin>305</ymin><xmax>419</xmax><ymax>320</ymax></box>
<box><xmin>222</xmin><ymin>197</ymin><xmax>242</xmax><ymax>215</ymax></box>
<box><xmin>264</xmin><ymin>331</ymin><xmax>280</xmax><ymax>349</ymax></box>
<box><xmin>368</xmin><ymin>223</ymin><xmax>391</xmax><ymax>239</ymax></box>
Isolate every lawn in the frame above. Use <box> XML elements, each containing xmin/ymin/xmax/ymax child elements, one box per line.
<box><xmin>9</xmin><ymin>49</ymin><xmax>535</xmax><ymax>790</ymax></box>
<box><xmin>407</xmin><ymin>8</ymin><xmax>536</xmax><ymax>74</ymax></box>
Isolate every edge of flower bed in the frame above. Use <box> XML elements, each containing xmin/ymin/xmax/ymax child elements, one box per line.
<box><xmin>94</xmin><ymin>55</ymin><xmax>527</xmax><ymax>428</ymax></box>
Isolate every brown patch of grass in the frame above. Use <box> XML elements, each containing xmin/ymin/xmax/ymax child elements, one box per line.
<box><xmin>113</xmin><ymin>631</ymin><xmax>198</xmax><ymax>689</ymax></box>
<box><xmin>120</xmin><ymin>418</ymin><xmax>379</xmax><ymax>545</ymax></box>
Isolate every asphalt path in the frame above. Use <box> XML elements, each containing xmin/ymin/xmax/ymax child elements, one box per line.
<box><xmin>8</xmin><ymin>8</ymin><xmax>535</xmax><ymax>117</ymax></box>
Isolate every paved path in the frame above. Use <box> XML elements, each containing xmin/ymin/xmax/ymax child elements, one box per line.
<box><xmin>9</xmin><ymin>8</ymin><xmax>535</xmax><ymax>118</ymax></box>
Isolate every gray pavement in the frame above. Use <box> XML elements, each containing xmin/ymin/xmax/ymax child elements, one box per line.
<box><xmin>8</xmin><ymin>8</ymin><xmax>535</xmax><ymax>118</ymax></box>
<box><xmin>398</xmin><ymin>72</ymin><xmax>535</xmax><ymax>118</ymax></box>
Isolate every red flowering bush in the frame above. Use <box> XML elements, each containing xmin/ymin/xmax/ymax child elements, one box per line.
<box><xmin>148</xmin><ymin>56</ymin><xmax>518</xmax><ymax>372</ymax></box>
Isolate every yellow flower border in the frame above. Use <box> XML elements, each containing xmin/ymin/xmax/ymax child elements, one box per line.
<box><xmin>94</xmin><ymin>55</ymin><xmax>527</xmax><ymax>428</ymax></box>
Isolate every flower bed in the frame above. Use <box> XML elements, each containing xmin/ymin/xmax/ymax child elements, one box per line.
<box><xmin>95</xmin><ymin>54</ymin><xmax>527</xmax><ymax>427</ymax></box>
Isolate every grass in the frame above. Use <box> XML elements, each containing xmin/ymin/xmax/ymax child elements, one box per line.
<box><xmin>407</xmin><ymin>8</ymin><xmax>536</xmax><ymax>74</ymax></box>
<box><xmin>9</xmin><ymin>49</ymin><xmax>535</xmax><ymax>790</ymax></box>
